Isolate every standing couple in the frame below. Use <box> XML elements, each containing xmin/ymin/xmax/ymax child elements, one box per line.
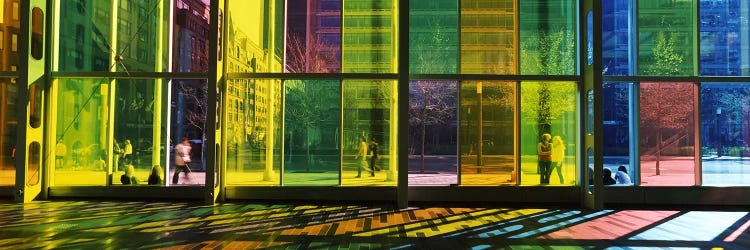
<box><xmin>355</xmin><ymin>136</ymin><xmax>380</xmax><ymax>178</ymax></box>
<box><xmin>538</xmin><ymin>133</ymin><xmax>566</xmax><ymax>185</ymax></box>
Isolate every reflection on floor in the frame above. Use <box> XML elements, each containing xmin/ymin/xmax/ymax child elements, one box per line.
<box><xmin>0</xmin><ymin>200</ymin><xmax>748</xmax><ymax>249</ymax></box>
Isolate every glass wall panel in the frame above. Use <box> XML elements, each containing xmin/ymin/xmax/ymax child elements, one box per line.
<box><xmin>283</xmin><ymin>80</ymin><xmax>339</xmax><ymax>186</ymax></box>
<box><xmin>0</xmin><ymin>78</ymin><xmax>16</xmax><ymax>186</ymax></box>
<box><xmin>342</xmin><ymin>0</ymin><xmax>396</xmax><ymax>73</ymax></box>
<box><xmin>602</xmin><ymin>0</ymin><xmax>634</xmax><ymax>76</ymax></box>
<box><xmin>0</xmin><ymin>2</ymin><xmax>20</xmax><ymax>186</ymax></box>
<box><xmin>603</xmin><ymin>82</ymin><xmax>635</xmax><ymax>186</ymax></box>
<box><xmin>638</xmin><ymin>0</ymin><xmax>696</xmax><ymax>76</ymax></box>
<box><xmin>285</xmin><ymin>0</ymin><xmax>341</xmax><ymax>73</ymax></box>
<box><xmin>460</xmin><ymin>0</ymin><xmax>515</xmax><ymax>74</ymax></box>
<box><xmin>699</xmin><ymin>0</ymin><xmax>750</xmax><ymax>76</ymax></box>
<box><xmin>56</xmin><ymin>0</ymin><xmax>171</xmax><ymax>72</ymax></box>
<box><xmin>701</xmin><ymin>83</ymin><xmax>750</xmax><ymax>186</ymax></box>
<box><xmin>639</xmin><ymin>82</ymin><xmax>696</xmax><ymax>186</ymax></box>
<box><xmin>408</xmin><ymin>80</ymin><xmax>457</xmax><ymax>186</ymax></box>
<box><xmin>342</xmin><ymin>80</ymin><xmax>396</xmax><ymax>186</ymax></box>
<box><xmin>409</xmin><ymin>0</ymin><xmax>458</xmax><ymax>74</ymax></box>
<box><xmin>169</xmin><ymin>79</ymin><xmax>207</xmax><ymax>186</ymax></box>
<box><xmin>227</xmin><ymin>0</ymin><xmax>283</xmax><ymax>73</ymax></box>
<box><xmin>225</xmin><ymin>79</ymin><xmax>282</xmax><ymax>186</ymax></box>
<box><xmin>460</xmin><ymin>81</ymin><xmax>515</xmax><ymax>185</ymax></box>
<box><xmin>520</xmin><ymin>81</ymin><xmax>577</xmax><ymax>186</ymax></box>
<box><xmin>174</xmin><ymin>0</ymin><xmax>210</xmax><ymax>73</ymax></box>
<box><xmin>519</xmin><ymin>0</ymin><xmax>577</xmax><ymax>75</ymax></box>
<box><xmin>52</xmin><ymin>78</ymin><xmax>110</xmax><ymax>186</ymax></box>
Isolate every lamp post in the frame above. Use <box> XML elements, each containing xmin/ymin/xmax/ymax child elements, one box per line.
<box><xmin>477</xmin><ymin>82</ymin><xmax>483</xmax><ymax>167</ymax></box>
<box><xmin>717</xmin><ymin>107</ymin><xmax>722</xmax><ymax>157</ymax></box>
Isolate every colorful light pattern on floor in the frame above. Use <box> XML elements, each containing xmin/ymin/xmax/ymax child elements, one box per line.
<box><xmin>0</xmin><ymin>200</ymin><xmax>748</xmax><ymax>249</ymax></box>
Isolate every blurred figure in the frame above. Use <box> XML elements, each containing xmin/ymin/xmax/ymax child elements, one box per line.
<box><xmin>603</xmin><ymin>168</ymin><xmax>616</xmax><ymax>185</ymax></box>
<box><xmin>120</xmin><ymin>164</ymin><xmax>138</xmax><ymax>185</ymax></box>
<box><xmin>538</xmin><ymin>133</ymin><xmax>552</xmax><ymax>184</ymax></box>
<box><xmin>355</xmin><ymin>136</ymin><xmax>372</xmax><ymax>178</ymax></box>
<box><xmin>173</xmin><ymin>137</ymin><xmax>192</xmax><ymax>184</ymax></box>
<box><xmin>550</xmin><ymin>136</ymin><xmax>566</xmax><ymax>184</ymax></box>
<box><xmin>615</xmin><ymin>165</ymin><xmax>632</xmax><ymax>185</ymax></box>
<box><xmin>148</xmin><ymin>165</ymin><xmax>163</xmax><ymax>185</ymax></box>
<box><xmin>55</xmin><ymin>142</ymin><xmax>67</xmax><ymax>168</ymax></box>
<box><xmin>122</xmin><ymin>139</ymin><xmax>133</xmax><ymax>165</ymax></box>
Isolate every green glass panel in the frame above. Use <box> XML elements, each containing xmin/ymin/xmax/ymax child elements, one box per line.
<box><xmin>115</xmin><ymin>0</ymin><xmax>168</xmax><ymax>72</ymax></box>
<box><xmin>114</xmin><ymin>79</ymin><xmax>167</xmax><ymax>185</ymax></box>
<box><xmin>460</xmin><ymin>0</ymin><xmax>516</xmax><ymax>74</ymax></box>
<box><xmin>342</xmin><ymin>0</ymin><xmax>396</xmax><ymax>73</ymax></box>
<box><xmin>53</xmin><ymin>79</ymin><xmax>109</xmax><ymax>186</ymax></box>
<box><xmin>519</xmin><ymin>0</ymin><xmax>577</xmax><ymax>75</ymax></box>
<box><xmin>520</xmin><ymin>81</ymin><xmax>577</xmax><ymax>186</ymax></box>
<box><xmin>0</xmin><ymin>78</ymin><xmax>15</xmax><ymax>186</ymax></box>
<box><xmin>55</xmin><ymin>1</ymin><xmax>170</xmax><ymax>72</ymax></box>
<box><xmin>56</xmin><ymin>1</ymin><xmax>112</xmax><ymax>71</ymax></box>
<box><xmin>460</xmin><ymin>81</ymin><xmax>516</xmax><ymax>185</ymax></box>
<box><xmin>409</xmin><ymin>0</ymin><xmax>458</xmax><ymax>74</ymax></box>
<box><xmin>226</xmin><ymin>79</ymin><xmax>282</xmax><ymax>186</ymax></box>
<box><xmin>228</xmin><ymin>0</ymin><xmax>283</xmax><ymax>73</ymax></box>
<box><xmin>342</xmin><ymin>80</ymin><xmax>396</xmax><ymax>186</ymax></box>
<box><xmin>283</xmin><ymin>80</ymin><xmax>340</xmax><ymax>186</ymax></box>
<box><xmin>638</xmin><ymin>0</ymin><xmax>695</xmax><ymax>76</ymax></box>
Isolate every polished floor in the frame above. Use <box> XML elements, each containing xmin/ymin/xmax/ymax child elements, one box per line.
<box><xmin>1</xmin><ymin>200</ymin><xmax>749</xmax><ymax>249</ymax></box>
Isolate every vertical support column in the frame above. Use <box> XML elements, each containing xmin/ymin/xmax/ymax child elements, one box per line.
<box><xmin>107</xmin><ymin>0</ymin><xmax>120</xmax><ymax>186</ymax></box>
<box><xmin>205</xmin><ymin>0</ymin><xmax>225</xmax><ymax>204</ymax></box>
<box><xmin>151</xmin><ymin>0</ymin><xmax>165</xmax><ymax>171</ymax></box>
<box><xmin>396</xmin><ymin>0</ymin><xmax>409</xmax><ymax>209</ymax></box>
<box><xmin>581</xmin><ymin>0</ymin><xmax>603</xmax><ymax>210</ymax></box>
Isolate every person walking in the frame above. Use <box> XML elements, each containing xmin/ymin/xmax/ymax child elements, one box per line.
<box><xmin>173</xmin><ymin>137</ymin><xmax>192</xmax><ymax>184</ymax></box>
<box><xmin>355</xmin><ymin>136</ymin><xmax>372</xmax><ymax>178</ymax></box>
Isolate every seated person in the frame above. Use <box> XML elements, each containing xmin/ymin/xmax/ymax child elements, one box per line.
<box><xmin>148</xmin><ymin>165</ymin><xmax>163</xmax><ymax>185</ymax></box>
<box><xmin>615</xmin><ymin>165</ymin><xmax>632</xmax><ymax>185</ymax></box>
<box><xmin>603</xmin><ymin>168</ymin><xmax>616</xmax><ymax>185</ymax></box>
<box><xmin>120</xmin><ymin>164</ymin><xmax>138</xmax><ymax>185</ymax></box>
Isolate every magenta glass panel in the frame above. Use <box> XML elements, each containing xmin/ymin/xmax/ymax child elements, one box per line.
<box><xmin>285</xmin><ymin>0</ymin><xmax>341</xmax><ymax>73</ymax></box>
<box><xmin>639</xmin><ymin>82</ymin><xmax>696</xmax><ymax>186</ymax></box>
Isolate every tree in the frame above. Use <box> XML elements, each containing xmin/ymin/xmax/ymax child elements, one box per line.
<box><xmin>284</xmin><ymin>32</ymin><xmax>339</xmax><ymax>170</ymax></box>
<box><xmin>639</xmin><ymin>30</ymin><xmax>690</xmax><ymax>175</ymax></box>
<box><xmin>409</xmin><ymin>19</ymin><xmax>458</xmax><ymax>172</ymax></box>
<box><xmin>409</xmin><ymin>81</ymin><xmax>456</xmax><ymax>173</ymax></box>
<box><xmin>520</xmin><ymin>28</ymin><xmax>577</xmax><ymax>136</ymax></box>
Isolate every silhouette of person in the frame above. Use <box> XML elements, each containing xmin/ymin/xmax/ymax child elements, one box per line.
<box><xmin>538</xmin><ymin>133</ymin><xmax>552</xmax><ymax>184</ymax></box>
<box><xmin>551</xmin><ymin>136</ymin><xmax>566</xmax><ymax>184</ymax></box>
<box><xmin>120</xmin><ymin>164</ymin><xmax>138</xmax><ymax>185</ymax></box>
<box><xmin>148</xmin><ymin>165</ymin><xmax>163</xmax><ymax>185</ymax></box>
<box><xmin>615</xmin><ymin>165</ymin><xmax>632</xmax><ymax>185</ymax></box>
<box><xmin>603</xmin><ymin>168</ymin><xmax>616</xmax><ymax>185</ymax></box>
<box><xmin>173</xmin><ymin>137</ymin><xmax>192</xmax><ymax>184</ymax></box>
<box><xmin>369</xmin><ymin>138</ymin><xmax>380</xmax><ymax>172</ymax></box>
<box><xmin>355</xmin><ymin>136</ymin><xmax>372</xmax><ymax>178</ymax></box>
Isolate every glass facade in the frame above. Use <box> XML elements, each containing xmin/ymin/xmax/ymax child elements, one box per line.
<box><xmin>1</xmin><ymin>1</ymin><xmax>20</xmax><ymax>187</ymax></box>
<box><xmin>3</xmin><ymin>0</ymin><xmax>750</xmax><ymax>204</ymax></box>
<box><xmin>520</xmin><ymin>81</ymin><xmax>578</xmax><ymax>186</ymax></box>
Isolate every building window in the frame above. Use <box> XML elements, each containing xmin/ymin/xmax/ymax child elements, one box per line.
<box><xmin>11</xmin><ymin>34</ymin><xmax>17</xmax><ymax>52</ymax></box>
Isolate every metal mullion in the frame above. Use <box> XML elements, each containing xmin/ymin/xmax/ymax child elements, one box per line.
<box><xmin>604</xmin><ymin>76</ymin><xmax>750</xmax><ymax>83</ymax></box>
<box><xmin>411</xmin><ymin>74</ymin><xmax>582</xmax><ymax>82</ymax></box>
<box><xmin>50</xmin><ymin>71</ymin><xmax>208</xmax><ymax>79</ymax></box>
<box><xmin>227</xmin><ymin>72</ymin><xmax>399</xmax><ymax>80</ymax></box>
